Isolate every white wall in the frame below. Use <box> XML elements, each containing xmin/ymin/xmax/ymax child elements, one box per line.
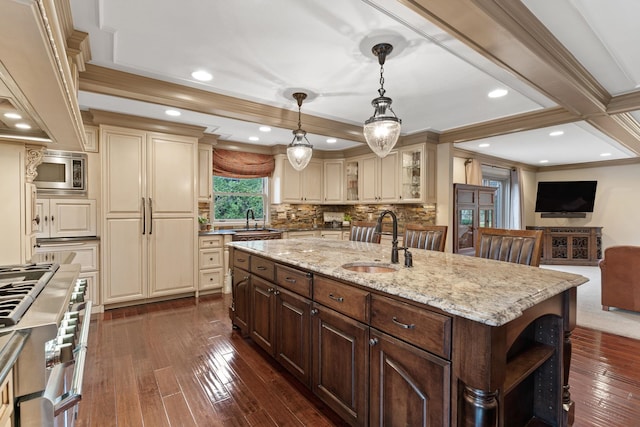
<box><xmin>535</xmin><ymin>163</ymin><xmax>640</xmax><ymax>249</ymax></box>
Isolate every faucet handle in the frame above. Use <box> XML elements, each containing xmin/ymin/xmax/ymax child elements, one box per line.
<box><xmin>403</xmin><ymin>247</ymin><xmax>413</xmax><ymax>268</ymax></box>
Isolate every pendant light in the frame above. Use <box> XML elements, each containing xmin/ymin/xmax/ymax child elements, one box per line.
<box><xmin>363</xmin><ymin>43</ymin><xmax>402</xmax><ymax>158</ymax></box>
<box><xmin>287</xmin><ymin>92</ymin><xmax>313</xmax><ymax>171</ymax></box>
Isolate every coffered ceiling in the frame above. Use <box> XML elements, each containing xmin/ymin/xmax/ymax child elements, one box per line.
<box><xmin>67</xmin><ymin>0</ymin><xmax>640</xmax><ymax>167</ymax></box>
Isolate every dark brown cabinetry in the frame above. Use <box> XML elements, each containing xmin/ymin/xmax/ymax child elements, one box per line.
<box><xmin>369</xmin><ymin>329</ymin><xmax>450</xmax><ymax>426</ymax></box>
<box><xmin>311</xmin><ymin>303</ymin><xmax>369</xmax><ymax>426</ymax></box>
<box><xmin>527</xmin><ymin>226</ymin><xmax>603</xmax><ymax>265</ymax></box>
<box><xmin>453</xmin><ymin>184</ymin><xmax>497</xmax><ymax>255</ymax></box>
<box><xmin>231</xmin><ymin>265</ymin><xmax>251</xmax><ymax>336</ymax></box>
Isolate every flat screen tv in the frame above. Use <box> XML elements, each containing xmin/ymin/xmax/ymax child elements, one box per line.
<box><xmin>535</xmin><ymin>181</ymin><xmax>597</xmax><ymax>215</ymax></box>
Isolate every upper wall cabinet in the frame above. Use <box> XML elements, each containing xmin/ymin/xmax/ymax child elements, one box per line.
<box><xmin>360</xmin><ymin>151</ymin><xmax>399</xmax><ymax>203</ymax></box>
<box><xmin>323</xmin><ymin>159</ymin><xmax>344</xmax><ymax>204</ymax></box>
<box><xmin>278</xmin><ymin>157</ymin><xmax>323</xmax><ymax>204</ymax></box>
<box><xmin>35</xmin><ymin>199</ymin><xmax>97</xmax><ymax>239</ymax></box>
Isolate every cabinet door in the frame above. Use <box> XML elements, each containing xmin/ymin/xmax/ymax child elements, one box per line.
<box><xmin>34</xmin><ymin>199</ymin><xmax>49</xmax><ymax>238</ymax></box>
<box><xmin>282</xmin><ymin>159</ymin><xmax>302</xmax><ymax>202</ymax></box>
<box><xmin>276</xmin><ymin>287</ymin><xmax>312</xmax><ymax>386</ymax></box>
<box><xmin>323</xmin><ymin>160</ymin><xmax>344</xmax><ymax>203</ymax></box>
<box><xmin>399</xmin><ymin>145</ymin><xmax>423</xmax><ymax>203</ymax></box>
<box><xmin>345</xmin><ymin>160</ymin><xmax>359</xmax><ymax>202</ymax></box>
<box><xmin>312</xmin><ymin>303</ymin><xmax>369</xmax><ymax>426</ymax></box>
<box><xmin>360</xmin><ymin>155</ymin><xmax>378</xmax><ymax>202</ymax></box>
<box><xmin>301</xmin><ymin>160</ymin><xmax>323</xmax><ymax>203</ymax></box>
<box><xmin>148</xmin><ymin>217</ymin><xmax>195</xmax><ymax>296</ymax></box>
<box><xmin>369</xmin><ymin>329</ymin><xmax>450</xmax><ymax>426</ymax></box>
<box><xmin>197</xmin><ymin>144</ymin><xmax>212</xmax><ymax>202</ymax></box>
<box><xmin>49</xmin><ymin>199</ymin><xmax>97</xmax><ymax>238</ymax></box>
<box><xmin>250</xmin><ymin>276</ymin><xmax>277</xmax><ymax>356</ymax></box>
<box><xmin>148</xmin><ymin>133</ymin><xmax>196</xmax><ymax>215</ymax></box>
<box><xmin>378</xmin><ymin>151</ymin><xmax>398</xmax><ymax>203</ymax></box>
<box><xmin>103</xmin><ymin>218</ymin><xmax>146</xmax><ymax>304</ymax></box>
<box><xmin>232</xmin><ymin>267</ymin><xmax>251</xmax><ymax>336</ymax></box>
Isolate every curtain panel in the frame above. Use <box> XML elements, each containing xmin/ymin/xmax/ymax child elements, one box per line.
<box><xmin>213</xmin><ymin>149</ymin><xmax>275</xmax><ymax>178</ymax></box>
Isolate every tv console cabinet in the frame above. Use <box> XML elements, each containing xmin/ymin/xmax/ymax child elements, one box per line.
<box><xmin>527</xmin><ymin>226</ymin><xmax>603</xmax><ymax>266</ymax></box>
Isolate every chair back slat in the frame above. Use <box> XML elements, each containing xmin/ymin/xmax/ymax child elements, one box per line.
<box><xmin>403</xmin><ymin>224</ymin><xmax>448</xmax><ymax>252</ymax></box>
<box><xmin>475</xmin><ymin>228</ymin><xmax>542</xmax><ymax>267</ymax></box>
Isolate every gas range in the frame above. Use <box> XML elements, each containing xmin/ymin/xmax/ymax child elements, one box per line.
<box><xmin>0</xmin><ymin>263</ymin><xmax>59</xmax><ymax>328</ymax></box>
<box><xmin>0</xmin><ymin>262</ymin><xmax>91</xmax><ymax>426</ymax></box>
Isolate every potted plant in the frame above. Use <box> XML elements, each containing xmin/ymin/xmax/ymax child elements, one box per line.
<box><xmin>343</xmin><ymin>213</ymin><xmax>351</xmax><ymax>227</ymax></box>
<box><xmin>198</xmin><ymin>216</ymin><xmax>210</xmax><ymax>231</ymax></box>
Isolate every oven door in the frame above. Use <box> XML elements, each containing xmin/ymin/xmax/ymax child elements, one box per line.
<box><xmin>16</xmin><ymin>301</ymin><xmax>91</xmax><ymax>427</ymax></box>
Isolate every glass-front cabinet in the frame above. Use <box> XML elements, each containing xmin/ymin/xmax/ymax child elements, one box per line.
<box><xmin>345</xmin><ymin>159</ymin><xmax>359</xmax><ymax>202</ymax></box>
<box><xmin>399</xmin><ymin>145</ymin><xmax>424</xmax><ymax>202</ymax></box>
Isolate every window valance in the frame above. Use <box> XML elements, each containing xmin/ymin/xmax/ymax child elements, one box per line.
<box><xmin>213</xmin><ymin>149</ymin><xmax>275</xmax><ymax>178</ymax></box>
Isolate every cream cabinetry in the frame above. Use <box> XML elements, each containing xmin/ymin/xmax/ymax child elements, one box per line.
<box><xmin>35</xmin><ymin>199</ymin><xmax>97</xmax><ymax>239</ymax></box>
<box><xmin>0</xmin><ymin>368</ymin><xmax>12</xmax><ymax>427</ymax></box>
<box><xmin>101</xmin><ymin>125</ymin><xmax>197</xmax><ymax>306</ymax></box>
<box><xmin>322</xmin><ymin>159</ymin><xmax>344</xmax><ymax>203</ymax></box>
<box><xmin>284</xmin><ymin>230</ymin><xmax>319</xmax><ymax>239</ymax></box>
<box><xmin>360</xmin><ymin>151</ymin><xmax>398</xmax><ymax>203</ymax></box>
<box><xmin>198</xmin><ymin>143</ymin><xmax>213</xmax><ymax>202</ymax></box>
<box><xmin>35</xmin><ymin>240</ymin><xmax>101</xmax><ymax>311</ymax></box>
<box><xmin>280</xmin><ymin>157</ymin><xmax>323</xmax><ymax>203</ymax></box>
<box><xmin>319</xmin><ymin>230</ymin><xmax>343</xmax><ymax>240</ymax></box>
<box><xmin>198</xmin><ymin>235</ymin><xmax>224</xmax><ymax>293</ymax></box>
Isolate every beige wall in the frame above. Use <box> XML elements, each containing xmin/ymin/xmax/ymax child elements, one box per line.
<box><xmin>535</xmin><ymin>163</ymin><xmax>640</xmax><ymax>249</ymax></box>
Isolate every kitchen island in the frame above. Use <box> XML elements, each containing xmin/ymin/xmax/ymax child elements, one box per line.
<box><xmin>228</xmin><ymin>238</ymin><xmax>587</xmax><ymax>427</ymax></box>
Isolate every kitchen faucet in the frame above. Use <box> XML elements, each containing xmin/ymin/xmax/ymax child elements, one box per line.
<box><xmin>246</xmin><ymin>208</ymin><xmax>255</xmax><ymax>229</ymax></box>
<box><xmin>376</xmin><ymin>210</ymin><xmax>412</xmax><ymax>267</ymax></box>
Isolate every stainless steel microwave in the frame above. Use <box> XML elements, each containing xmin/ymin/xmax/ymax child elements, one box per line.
<box><xmin>34</xmin><ymin>150</ymin><xmax>87</xmax><ymax>195</ymax></box>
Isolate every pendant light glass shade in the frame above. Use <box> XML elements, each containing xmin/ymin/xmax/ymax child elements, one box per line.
<box><xmin>287</xmin><ymin>92</ymin><xmax>313</xmax><ymax>171</ymax></box>
<box><xmin>364</xmin><ymin>43</ymin><xmax>402</xmax><ymax>158</ymax></box>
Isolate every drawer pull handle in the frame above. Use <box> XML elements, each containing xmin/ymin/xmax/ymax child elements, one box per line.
<box><xmin>237</xmin><ymin>258</ymin><xmax>247</xmax><ymax>262</ymax></box>
<box><xmin>328</xmin><ymin>293</ymin><xmax>344</xmax><ymax>303</ymax></box>
<box><xmin>285</xmin><ymin>277</ymin><xmax>297</xmax><ymax>283</ymax></box>
<box><xmin>257</xmin><ymin>266</ymin><xmax>267</xmax><ymax>270</ymax></box>
<box><xmin>392</xmin><ymin>317</ymin><xmax>415</xmax><ymax>329</ymax></box>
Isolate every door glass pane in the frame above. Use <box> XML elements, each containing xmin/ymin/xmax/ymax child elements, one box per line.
<box><xmin>400</xmin><ymin>150</ymin><xmax>421</xmax><ymax>199</ymax></box>
<box><xmin>479</xmin><ymin>209</ymin><xmax>494</xmax><ymax>228</ymax></box>
<box><xmin>458</xmin><ymin>209</ymin><xmax>474</xmax><ymax>250</ymax></box>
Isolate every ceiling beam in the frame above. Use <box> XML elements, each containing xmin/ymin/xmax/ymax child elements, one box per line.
<box><xmin>79</xmin><ymin>64</ymin><xmax>366</xmax><ymax>144</ymax></box>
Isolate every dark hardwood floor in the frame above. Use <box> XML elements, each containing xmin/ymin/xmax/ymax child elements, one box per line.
<box><xmin>76</xmin><ymin>294</ymin><xmax>640</xmax><ymax>426</ymax></box>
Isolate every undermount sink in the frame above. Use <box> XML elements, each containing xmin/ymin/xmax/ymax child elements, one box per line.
<box><xmin>341</xmin><ymin>262</ymin><xmax>398</xmax><ymax>273</ymax></box>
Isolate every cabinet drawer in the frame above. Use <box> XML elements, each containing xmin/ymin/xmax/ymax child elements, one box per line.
<box><xmin>36</xmin><ymin>242</ymin><xmax>99</xmax><ymax>272</ymax></box>
<box><xmin>313</xmin><ymin>276</ymin><xmax>369</xmax><ymax>323</ymax></box>
<box><xmin>233</xmin><ymin>250</ymin><xmax>250</xmax><ymax>270</ymax></box>
<box><xmin>370</xmin><ymin>294</ymin><xmax>451</xmax><ymax>359</ymax></box>
<box><xmin>199</xmin><ymin>268</ymin><xmax>223</xmax><ymax>291</ymax></box>
<box><xmin>251</xmin><ymin>256</ymin><xmax>275</xmax><ymax>281</ymax></box>
<box><xmin>200</xmin><ymin>235</ymin><xmax>223</xmax><ymax>248</ymax></box>
<box><xmin>275</xmin><ymin>264</ymin><xmax>312</xmax><ymax>298</ymax></box>
<box><xmin>199</xmin><ymin>248</ymin><xmax>223</xmax><ymax>269</ymax></box>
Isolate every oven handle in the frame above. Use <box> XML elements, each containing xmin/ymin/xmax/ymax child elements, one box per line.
<box><xmin>52</xmin><ymin>300</ymin><xmax>92</xmax><ymax>416</ymax></box>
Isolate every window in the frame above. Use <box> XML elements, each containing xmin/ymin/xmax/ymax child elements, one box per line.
<box><xmin>482</xmin><ymin>166</ymin><xmax>511</xmax><ymax>228</ymax></box>
<box><xmin>213</xmin><ymin>176</ymin><xmax>268</xmax><ymax>224</ymax></box>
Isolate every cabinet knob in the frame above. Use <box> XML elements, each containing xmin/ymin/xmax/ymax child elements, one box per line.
<box><xmin>369</xmin><ymin>338</ymin><xmax>379</xmax><ymax>346</ymax></box>
<box><xmin>310</xmin><ymin>309</ymin><xmax>318</xmax><ymax>316</ymax></box>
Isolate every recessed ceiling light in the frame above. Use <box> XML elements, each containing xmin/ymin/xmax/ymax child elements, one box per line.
<box><xmin>3</xmin><ymin>112</ymin><xmax>21</xmax><ymax>119</ymax></box>
<box><xmin>259</xmin><ymin>126</ymin><xmax>271</xmax><ymax>132</ymax></box>
<box><xmin>15</xmin><ymin>123</ymin><xmax>31</xmax><ymax>129</ymax></box>
<box><xmin>488</xmin><ymin>88</ymin><xmax>508</xmax><ymax>98</ymax></box>
<box><xmin>165</xmin><ymin>109</ymin><xmax>181</xmax><ymax>117</ymax></box>
<box><xmin>478</xmin><ymin>143</ymin><xmax>490</xmax><ymax>148</ymax></box>
<box><xmin>248</xmin><ymin>136</ymin><xmax>259</xmax><ymax>142</ymax></box>
<box><xmin>600</xmin><ymin>152</ymin><xmax>612</xmax><ymax>157</ymax></box>
<box><xmin>549</xmin><ymin>130</ymin><xmax>564</xmax><ymax>137</ymax></box>
<box><xmin>539</xmin><ymin>159</ymin><xmax>549</xmax><ymax>164</ymax></box>
<box><xmin>191</xmin><ymin>70</ymin><xmax>213</xmax><ymax>81</ymax></box>
<box><xmin>326</xmin><ymin>138</ymin><xmax>337</xmax><ymax>144</ymax></box>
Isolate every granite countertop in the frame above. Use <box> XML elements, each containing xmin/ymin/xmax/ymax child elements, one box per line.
<box><xmin>228</xmin><ymin>238</ymin><xmax>588</xmax><ymax>326</ymax></box>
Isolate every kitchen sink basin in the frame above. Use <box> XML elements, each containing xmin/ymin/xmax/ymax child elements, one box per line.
<box><xmin>341</xmin><ymin>262</ymin><xmax>398</xmax><ymax>273</ymax></box>
<box><xmin>232</xmin><ymin>229</ymin><xmax>283</xmax><ymax>241</ymax></box>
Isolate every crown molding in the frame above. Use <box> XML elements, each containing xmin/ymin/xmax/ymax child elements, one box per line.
<box><xmin>89</xmin><ymin>109</ymin><xmax>207</xmax><ymax>138</ymax></box>
<box><xmin>607</xmin><ymin>89</ymin><xmax>640</xmax><ymax>115</ymax></box>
